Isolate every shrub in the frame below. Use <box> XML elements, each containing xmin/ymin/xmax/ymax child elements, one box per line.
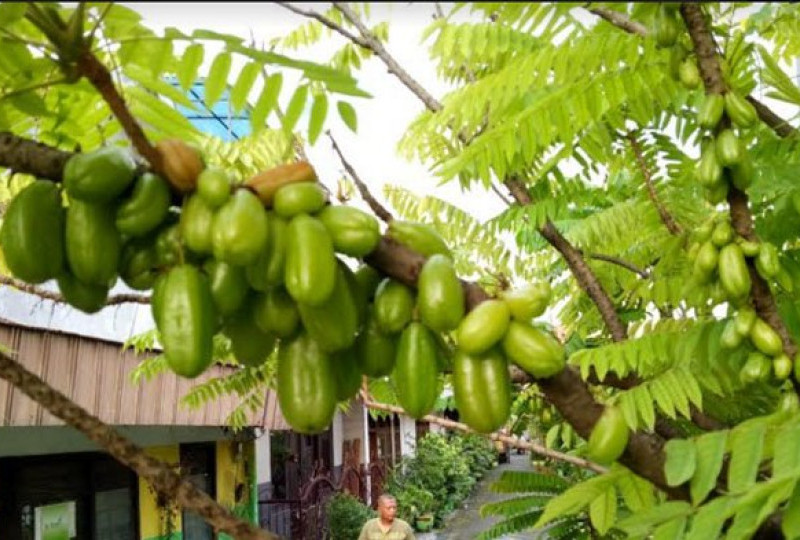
<box><xmin>326</xmin><ymin>492</ymin><xmax>375</xmax><ymax>540</ymax></box>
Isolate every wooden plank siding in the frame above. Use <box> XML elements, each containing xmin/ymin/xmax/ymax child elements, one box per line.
<box><xmin>0</xmin><ymin>318</ymin><xmax>288</xmax><ymax>429</ymax></box>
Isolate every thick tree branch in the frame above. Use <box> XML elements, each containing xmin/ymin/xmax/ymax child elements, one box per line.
<box><xmin>626</xmin><ymin>131</ymin><xmax>682</xmax><ymax>235</ymax></box>
<box><xmin>587</xmin><ymin>4</ymin><xmax>796</xmax><ymax>138</ymax></box>
<box><xmin>0</xmin><ymin>131</ymin><xmax>73</xmax><ymax>181</ymax></box>
<box><xmin>0</xmin><ymin>351</ymin><xmax>277</xmax><ymax>540</ymax></box>
<box><xmin>75</xmin><ymin>51</ymin><xmax>165</xmax><ymax>175</ymax></box>
<box><xmin>360</xmin><ymin>391</ymin><xmax>608</xmax><ymax>474</ymax></box>
<box><xmin>0</xmin><ymin>275</ymin><xmax>150</xmax><ymax>306</ymax></box>
<box><xmin>327</xmin><ymin>131</ymin><xmax>394</xmax><ymax>223</ymax></box>
<box><xmin>681</xmin><ymin>3</ymin><xmax>799</xmax><ymax>368</ymax></box>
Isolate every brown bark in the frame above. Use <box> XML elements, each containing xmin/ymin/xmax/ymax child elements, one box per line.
<box><xmin>0</xmin><ymin>131</ymin><xmax>73</xmax><ymax>181</ymax></box>
<box><xmin>75</xmin><ymin>51</ymin><xmax>165</xmax><ymax>176</ymax></box>
<box><xmin>327</xmin><ymin>132</ymin><xmax>394</xmax><ymax>223</ymax></box>
<box><xmin>0</xmin><ymin>351</ymin><xmax>277</xmax><ymax>540</ymax></box>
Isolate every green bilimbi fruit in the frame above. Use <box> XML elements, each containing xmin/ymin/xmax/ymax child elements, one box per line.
<box><xmin>694</xmin><ymin>221</ymin><xmax>714</xmax><ymax>243</ymax></box>
<box><xmin>247</xmin><ymin>213</ymin><xmax>287</xmax><ymax>291</ymax></box>
<box><xmin>724</xmin><ymin>91</ymin><xmax>758</xmax><ymax>129</ymax></box>
<box><xmin>586</xmin><ymin>406</ymin><xmax>629</xmax><ymax>466</ymax></box>
<box><xmin>756</xmin><ymin>243</ymin><xmax>780</xmax><ymax>280</ymax></box>
<box><xmin>737</xmin><ymin>238</ymin><xmax>760</xmax><ymax>258</ymax></box>
<box><xmin>356</xmin><ymin>308</ymin><xmax>397</xmax><ymax>377</ymax></box>
<box><xmin>297</xmin><ymin>262</ymin><xmax>359</xmax><ymax>353</ymax></box>
<box><xmin>698</xmin><ymin>94</ymin><xmax>725</xmax><ymax>130</ymax></box>
<box><xmin>734</xmin><ymin>306</ymin><xmax>757</xmax><ymax>336</ymax></box>
<box><xmin>63</xmin><ymin>146</ymin><xmax>136</xmax><ymax>203</ymax></box>
<box><xmin>730</xmin><ymin>153</ymin><xmax>754</xmax><ymax>191</ymax></box>
<box><xmin>706</xmin><ymin>181</ymin><xmax>729</xmax><ymax>205</ymax></box>
<box><xmin>285</xmin><ymin>214</ymin><xmax>336</xmax><ymax>306</ymax></box>
<box><xmin>386</xmin><ymin>220</ymin><xmax>451</xmax><ymax>258</ymax></box>
<box><xmin>373</xmin><ymin>278</ymin><xmax>415</xmax><ymax>334</ymax></box>
<box><xmin>393</xmin><ymin>322</ymin><xmax>439</xmax><ymax>419</ymax></box>
<box><xmin>750</xmin><ymin>318</ymin><xmax>783</xmax><ymax>357</ymax></box>
<box><xmin>115</xmin><ymin>173</ymin><xmax>171</xmax><ymax>238</ymax></box>
<box><xmin>417</xmin><ymin>254</ymin><xmax>465</xmax><ymax>332</ymax></box>
<box><xmin>212</xmin><ymin>189</ymin><xmax>269</xmax><ymax>266</ymax></box>
<box><xmin>715</xmin><ymin>129</ymin><xmax>743</xmax><ymax>167</ymax></box>
<box><xmin>197</xmin><ymin>168</ymin><xmax>231</xmax><ymax>209</ymax></box>
<box><xmin>180</xmin><ymin>194</ymin><xmax>216</xmax><ymax>255</ymax></box>
<box><xmin>500</xmin><ymin>282</ymin><xmax>551</xmax><ymax>320</ymax></box>
<box><xmin>223</xmin><ymin>300</ymin><xmax>277</xmax><ymax>368</ymax></box>
<box><xmin>776</xmin><ymin>266</ymin><xmax>794</xmax><ymax>293</ymax></box>
<box><xmin>678</xmin><ymin>58</ymin><xmax>701</xmax><ymax>89</ymax></box>
<box><xmin>273</xmin><ymin>182</ymin><xmax>327</xmax><ymax>218</ymax></box>
<box><xmin>317</xmin><ymin>205</ymin><xmax>380</xmax><ymax>257</ymax></box>
<box><xmin>696</xmin><ymin>146</ymin><xmax>723</xmax><ymax>188</ymax></box>
<box><xmin>452</xmin><ymin>348</ymin><xmax>511</xmax><ymax>434</ymax></box>
<box><xmin>501</xmin><ymin>321</ymin><xmax>565</xmax><ymax>378</ymax></box>
<box><xmin>718</xmin><ymin>243</ymin><xmax>751</xmax><ymax>299</ymax></box>
<box><xmin>740</xmin><ymin>352</ymin><xmax>772</xmax><ymax>384</ymax></box>
<box><xmin>253</xmin><ymin>287</ymin><xmax>300</xmax><ymax>339</ymax></box>
<box><xmin>721</xmin><ymin>319</ymin><xmax>744</xmax><ymax>349</ymax></box>
<box><xmin>695</xmin><ymin>241</ymin><xmax>720</xmax><ymax>276</ymax></box>
<box><xmin>773</xmin><ymin>354</ymin><xmax>793</xmax><ymax>381</ymax></box>
<box><xmin>653</xmin><ymin>4</ymin><xmax>679</xmax><ymax>48</ymax></box>
<box><xmin>0</xmin><ymin>181</ymin><xmax>65</xmax><ymax>284</ymax></box>
<box><xmin>455</xmin><ymin>299</ymin><xmax>511</xmax><ymax>355</ymax></box>
<box><xmin>711</xmin><ymin>221</ymin><xmax>734</xmax><ymax>247</ymax></box>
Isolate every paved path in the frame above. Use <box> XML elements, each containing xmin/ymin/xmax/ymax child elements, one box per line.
<box><xmin>417</xmin><ymin>453</ymin><xmax>544</xmax><ymax>540</ymax></box>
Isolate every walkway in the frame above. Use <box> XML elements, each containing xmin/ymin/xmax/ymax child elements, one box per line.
<box><xmin>417</xmin><ymin>453</ymin><xmax>544</xmax><ymax>540</ymax></box>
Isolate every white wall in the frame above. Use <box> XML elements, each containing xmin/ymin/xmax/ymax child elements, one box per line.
<box><xmin>399</xmin><ymin>415</ymin><xmax>417</xmax><ymax>456</ymax></box>
<box><xmin>255</xmin><ymin>428</ymin><xmax>271</xmax><ymax>484</ymax></box>
<box><xmin>332</xmin><ymin>412</ymin><xmax>344</xmax><ymax>467</ymax></box>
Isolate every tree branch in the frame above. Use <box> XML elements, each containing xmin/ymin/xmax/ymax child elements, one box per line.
<box><xmin>0</xmin><ymin>275</ymin><xmax>150</xmax><ymax>306</ymax></box>
<box><xmin>587</xmin><ymin>6</ymin><xmax>649</xmax><ymax>36</ymax></box>
<box><xmin>0</xmin><ymin>351</ymin><xmax>277</xmax><ymax>540</ymax></box>
<box><xmin>587</xmin><ymin>4</ymin><xmax>797</xmax><ymax>138</ymax></box>
<box><xmin>0</xmin><ymin>131</ymin><xmax>73</xmax><ymax>181</ymax></box>
<box><xmin>626</xmin><ymin>131</ymin><xmax>682</xmax><ymax>235</ymax></box>
<box><xmin>681</xmin><ymin>3</ymin><xmax>799</xmax><ymax>371</ymax></box>
<box><xmin>360</xmin><ymin>391</ymin><xmax>608</xmax><ymax>474</ymax></box>
<box><xmin>331</xmin><ymin>3</ymin><xmax>445</xmax><ymax>113</ymax></box>
<box><xmin>275</xmin><ymin>2</ymin><xmax>370</xmax><ymax>48</ymax></box>
<box><xmin>583</xmin><ymin>251</ymin><xmax>651</xmax><ymax>279</ymax></box>
<box><xmin>75</xmin><ymin>50</ymin><xmax>165</xmax><ymax>175</ymax></box>
<box><xmin>327</xmin><ymin>131</ymin><xmax>394</xmax><ymax>223</ymax></box>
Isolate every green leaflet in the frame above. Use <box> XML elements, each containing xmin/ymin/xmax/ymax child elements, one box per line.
<box><xmin>664</xmin><ymin>439</ymin><xmax>696</xmax><ymax>487</ymax></box>
<box><xmin>652</xmin><ymin>516</ymin><xmax>686</xmax><ymax>540</ymax></box>
<box><xmin>535</xmin><ymin>470</ymin><xmax>622</xmax><ymax>529</ymax></box>
<box><xmin>307</xmin><ymin>92</ymin><xmax>328</xmax><ymax>145</ymax></box>
<box><xmin>690</xmin><ymin>431</ymin><xmax>728</xmax><ymax>505</ymax></box>
<box><xmin>337</xmin><ymin>100</ymin><xmax>358</xmax><ymax>132</ymax></box>
<box><xmin>783</xmin><ymin>482</ymin><xmax>800</xmax><ymax>539</ymax></box>
<box><xmin>616</xmin><ymin>501</ymin><xmax>692</xmax><ymax>537</ymax></box>
<box><xmin>251</xmin><ymin>73</ymin><xmax>283</xmax><ymax>131</ymax></box>
<box><xmin>588</xmin><ymin>486</ymin><xmax>616</xmax><ymax>535</ymax></box>
<box><xmin>204</xmin><ymin>52</ymin><xmax>232</xmax><ymax>109</ymax></box>
<box><xmin>727</xmin><ymin>421</ymin><xmax>766</xmax><ymax>494</ymax></box>
<box><xmin>282</xmin><ymin>84</ymin><xmax>308</xmax><ymax>133</ymax></box>
<box><xmin>773</xmin><ymin>422</ymin><xmax>800</xmax><ymax>478</ymax></box>
<box><xmin>177</xmin><ymin>43</ymin><xmax>204</xmax><ymax>90</ymax></box>
<box><xmin>685</xmin><ymin>497</ymin><xmax>733</xmax><ymax>540</ymax></box>
<box><xmin>230</xmin><ymin>62</ymin><xmax>261</xmax><ymax>113</ymax></box>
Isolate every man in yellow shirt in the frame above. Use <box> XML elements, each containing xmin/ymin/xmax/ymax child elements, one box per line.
<box><xmin>358</xmin><ymin>494</ymin><xmax>416</xmax><ymax>540</ymax></box>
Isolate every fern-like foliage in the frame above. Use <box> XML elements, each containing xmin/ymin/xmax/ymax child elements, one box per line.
<box><xmin>477</xmin><ymin>470</ymin><xmax>590</xmax><ymax>540</ymax></box>
<box><xmin>622</xmin><ymin>409</ymin><xmax>800</xmax><ymax>539</ymax></box>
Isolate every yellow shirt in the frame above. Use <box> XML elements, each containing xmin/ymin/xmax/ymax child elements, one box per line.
<box><xmin>358</xmin><ymin>517</ymin><xmax>416</xmax><ymax>540</ymax></box>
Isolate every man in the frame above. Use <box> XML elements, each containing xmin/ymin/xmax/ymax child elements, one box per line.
<box><xmin>358</xmin><ymin>493</ymin><xmax>416</xmax><ymax>540</ymax></box>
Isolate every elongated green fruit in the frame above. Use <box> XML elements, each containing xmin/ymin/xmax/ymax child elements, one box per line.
<box><xmin>698</xmin><ymin>94</ymin><xmax>725</xmax><ymax>130</ymax></box>
<box><xmin>417</xmin><ymin>254</ymin><xmax>465</xmax><ymax>332</ymax></box>
<box><xmin>718</xmin><ymin>243</ymin><xmax>751</xmax><ymax>299</ymax></box>
<box><xmin>586</xmin><ymin>406</ymin><xmax>629</xmax><ymax>466</ymax></box>
<box><xmin>285</xmin><ymin>214</ymin><xmax>336</xmax><ymax>306</ymax></box>
<box><xmin>455</xmin><ymin>299</ymin><xmax>511</xmax><ymax>355</ymax></box>
<box><xmin>696</xmin><ymin>147</ymin><xmax>723</xmax><ymax>188</ymax></box>
<box><xmin>724</xmin><ymin>91</ymin><xmax>757</xmax><ymax>128</ymax></box>
<box><xmin>387</xmin><ymin>220</ymin><xmax>451</xmax><ymax>258</ymax></box>
<box><xmin>750</xmin><ymin>318</ymin><xmax>783</xmax><ymax>357</ymax></box>
<box><xmin>715</xmin><ymin>129</ymin><xmax>742</xmax><ymax>167</ymax></box>
<box><xmin>501</xmin><ymin>321</ymin><xmax>565</xmax><ymax>378</ymax></box>
<box><xmin>393</xmin><ymin>322</ymin><xmax>439</xmax><ymax>419</ymax></box>
<box><xmin>453</xmin><ymin>348</ymin><xmax>511</xmax><ymax>434</ymax></box>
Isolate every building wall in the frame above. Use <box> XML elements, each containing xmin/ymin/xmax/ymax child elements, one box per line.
<box><xmin>139</xmin><ymin>445</ymin><xmax>182</xmax><ymax>540</ymax></box>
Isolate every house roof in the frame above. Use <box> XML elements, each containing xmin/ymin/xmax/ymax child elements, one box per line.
<box><xmin>0</xmin><ymin>318</ymin><xmax>289</xmax><ymax>431</ymax></box>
